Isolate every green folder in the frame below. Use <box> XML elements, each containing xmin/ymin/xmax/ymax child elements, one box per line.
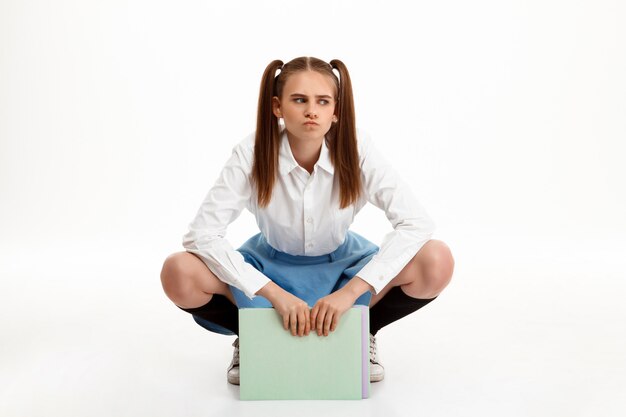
<box><xmin>239</xmin><ymin>306</ymin><xmax>370</xmax><ymax>400</ymax></box>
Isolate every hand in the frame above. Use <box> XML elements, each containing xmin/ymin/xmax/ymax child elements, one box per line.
<box><xmin>310</xmin><ymin>288</ymin><xmax>356</xmax><ymax>337</ymax></box>
<box><xmin>269</xmin><ymin>289</ymin><xmax>312</xmax><ymax>337</ymax></box>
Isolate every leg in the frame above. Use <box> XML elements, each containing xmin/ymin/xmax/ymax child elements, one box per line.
<box><xmin>161</xmin><ymin>251</ymin><xmax>240</xmax><ymax>335</ymax></box>
<box><xmin>370</xmin><ymin>239</ymin><xmax>454</xmax><ymax>308</ymax></box>
<box><xmin>160</xmin><ymin>251</ymin><xmax>236</xmax><ymax>308</ymax></box>
<box><xmin>368</xmin><ymin>240</ymin><xmax>454</xmax><ymax>335</ymax></box>
<box><xmin>161</xmin><ymin>252</ymin><xmax>241</xmax><ymax>381</ymax></box>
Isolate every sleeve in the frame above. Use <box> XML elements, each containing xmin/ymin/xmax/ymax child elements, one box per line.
<box><xmin>181</xmin><ymin>142</ymin><xmax>271</xmax><ymax>300</ymax></box>
<box><xmin>353</xmin><ymin>131</ymin><xmax>436</xmax><ymax>295</ymax></box>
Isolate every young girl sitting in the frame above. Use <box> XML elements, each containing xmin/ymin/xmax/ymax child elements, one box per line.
<box><xmin>160</xmin><ymin>56</ymin><xmax>455</xmax><ymax>385</ymax></box>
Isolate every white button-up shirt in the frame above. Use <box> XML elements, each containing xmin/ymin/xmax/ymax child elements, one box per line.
<box><xmin>182</xmin><ymin>128</ymin><xmax>436</xmax><ymax>300</ymax></box>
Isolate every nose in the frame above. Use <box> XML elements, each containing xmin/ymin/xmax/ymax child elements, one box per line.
<box><xmin>304</xmin><ymin>104</ymin><xmax>318</xmax><ymax>118</ymax></box>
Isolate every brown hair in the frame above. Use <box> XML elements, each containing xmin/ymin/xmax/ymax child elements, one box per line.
<box><xmin>251</xmin><ymin>56</ymin><xmax>362</xmax><ymax>209</ymax></box>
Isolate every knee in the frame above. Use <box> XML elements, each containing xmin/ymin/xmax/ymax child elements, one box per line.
<box><xmin>418</xmin><ymin>240</ymin><xmax>455</xmax><ymax>294</ymax></box>
<box><xmin>160</xmin><ymin>252</ymin><xmax>195</xmax><ymax>301</ymax></box>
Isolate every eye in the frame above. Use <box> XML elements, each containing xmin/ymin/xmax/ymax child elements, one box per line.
<box><xmin>294</xmin><ymin>98</ymin><xmax>306</xmax><ymax>103</ymax></box>
<box><xmin>319</xmin><ymin>99</ymin><xmax>329</xmax><ymax>105</ymax></box>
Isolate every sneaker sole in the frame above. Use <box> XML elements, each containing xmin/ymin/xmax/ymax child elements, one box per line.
<box><xmin>370</xmin><ymin>374</ymin><xmax>384</xmax><ymax>382</ymax></box>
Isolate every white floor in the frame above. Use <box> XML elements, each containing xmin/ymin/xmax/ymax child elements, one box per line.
<box><xmin>1</xmin><ymin>235</ymin><xmax>625</xmax><ymax>417</ymax></box>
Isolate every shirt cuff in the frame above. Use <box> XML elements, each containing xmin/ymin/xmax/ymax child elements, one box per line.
<box><xmin>235</xmin><ymin>265</ymin><xmax>272</xmax><ymax>300</ymax></box>
<box><xmin>355</xmin><ymin>257</ymin><xmax>405</xmax><ymax>295</ymax></box>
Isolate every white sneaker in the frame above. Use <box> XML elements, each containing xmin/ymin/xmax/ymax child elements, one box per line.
<box><xmin>226</xmin><ymin>337</ymin><xmax>240</xmax><ymax>385</ymax></box>
<box><xmin>369</xmin><ymin>333</ymin><xmax>385</xmax><ymax>382</ymax></box>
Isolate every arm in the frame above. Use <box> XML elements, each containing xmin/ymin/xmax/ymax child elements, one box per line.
<box><xmin>182</xmin><ymin>139</ymin><xmax>271</xmax><ymax>300</ymax></box>
<box><xmin>352</xmin><ymin>130</ymin><xmax>436</xmax><ymax>295</ymax></box>
<box><xmin>311</xmin><ymin>129</ymin><xmax>435</xmax><ymax>336</ymax></box>
<box><xmin>184</xmin><ymin>141</ymin><xmax>312</xmax><ymax>336</ymax></box>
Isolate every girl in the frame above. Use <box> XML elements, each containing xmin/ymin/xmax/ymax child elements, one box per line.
<box><xmin>160</xmin><ymin>57</ymin><xmax>455</xmax><ymax>385</ymax></box>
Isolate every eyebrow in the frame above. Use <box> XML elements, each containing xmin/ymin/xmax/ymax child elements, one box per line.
<box><xmin>289</xmin><ymin>93</ymin><xmax>334</xmax><ymax>99</ymax></box>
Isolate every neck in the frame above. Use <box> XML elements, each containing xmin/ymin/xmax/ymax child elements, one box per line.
<box><xmin>286</xmin><ymin>132</ymin><xmax>324</xmax><ymax>174</ymax></box>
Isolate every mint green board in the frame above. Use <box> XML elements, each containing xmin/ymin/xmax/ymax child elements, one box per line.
<box><xmin>239</xmin><ymin>307</ymin><xmax>369</xmax><ymax>400</ymax></box>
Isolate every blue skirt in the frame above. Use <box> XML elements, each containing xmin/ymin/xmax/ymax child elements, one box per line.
<box><xmin>193</xmin><ymin>231</ymin><xmax>379</xmax><ymax>335</ymax></box>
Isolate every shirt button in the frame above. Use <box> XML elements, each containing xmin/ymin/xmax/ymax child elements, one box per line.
<box><xmin>307</xmin><ymin>243</ymin><xmax>314</xmax><ymax>248</ymax></box>
<box><xmin>306</xmin><ymin>217</ymin><xmax>313</xmax><ymax>223</ymax></box>
<box><xmin>378</xmin><ymin>275</ymin><xmax>384</xmax><ymax>281</ymax></box>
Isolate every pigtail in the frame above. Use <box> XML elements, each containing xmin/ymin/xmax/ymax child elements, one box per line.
<box><xmin>330</xmin><ymin>59</ymin><xmax>362</xmax><ymax>208</ymax></box>
<box><xmin>252</xmin><ymin>60</ymin><xmax>283</xmax><ymax>207</ymax></box>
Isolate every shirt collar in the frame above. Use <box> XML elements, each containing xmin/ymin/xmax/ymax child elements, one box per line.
<box><xmin>278</xmin><ymin>129</ymin><xmax>335</xmax><ymax>176</ymax></box>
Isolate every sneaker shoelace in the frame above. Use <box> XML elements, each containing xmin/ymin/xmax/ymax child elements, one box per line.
<box><xmin>232</xmin><ymin>338</ymin><xmax>239</xmax><ymax>366</ymax></box>
<box><xmin>369</xmin><ymin>333</ymin><xmax>379</xmax><ymax>364</ymax></box>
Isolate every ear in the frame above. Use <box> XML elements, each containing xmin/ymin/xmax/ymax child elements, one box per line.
<box><xmin>272</xmin><ymin>96</ymin><xmax>282</xmax><ymax>118</ymax></box>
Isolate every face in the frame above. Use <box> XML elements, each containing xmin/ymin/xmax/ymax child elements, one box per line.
<box><xmin>272</xmin><ymin>70</ymin><xmax>337</xmax><ymax>144</ymax></box>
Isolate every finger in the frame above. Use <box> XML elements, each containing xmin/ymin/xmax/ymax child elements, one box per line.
<box><xmin>323</xmin><ymin>310</ymin><xmax>333</xmax><ymax>336</ymax></box>
<box><xmin>283</xmin><ymin>313</ymin><xmax>289</xmax><ymax>331</ymax></box>
<box><xmin>330</xmin><ymin>313</ymin><xmax>339</xmax><ymax>332</ymax></box>
<box><xmin>316</xmin><ymin>308</ymin><xmax>327</xmax><ymax>336</ymax></box>
<box><xmin>310</xmin><ymin>304</ymin><xmax>318</xmax><ymax>329</ymax></box>
<box><xmin>297</xmin><ymin>310</ymin><xmax>306</xmax><ymax>337</ymax></box>
<box><xmin>304</xmin><ymin>309</ymin><xmax>311</xmax><ymax>336</ymax></box>
<box><xmin>290</xmin><ymin>312</ymin><xmax>297</xmax><ymax>336</ymax></box>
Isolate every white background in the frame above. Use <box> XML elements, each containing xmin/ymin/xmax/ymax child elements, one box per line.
<box><xmin>1</xmin><ymin>1</ymin><xmax>625</xmax><ymax>416</ymax></box>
